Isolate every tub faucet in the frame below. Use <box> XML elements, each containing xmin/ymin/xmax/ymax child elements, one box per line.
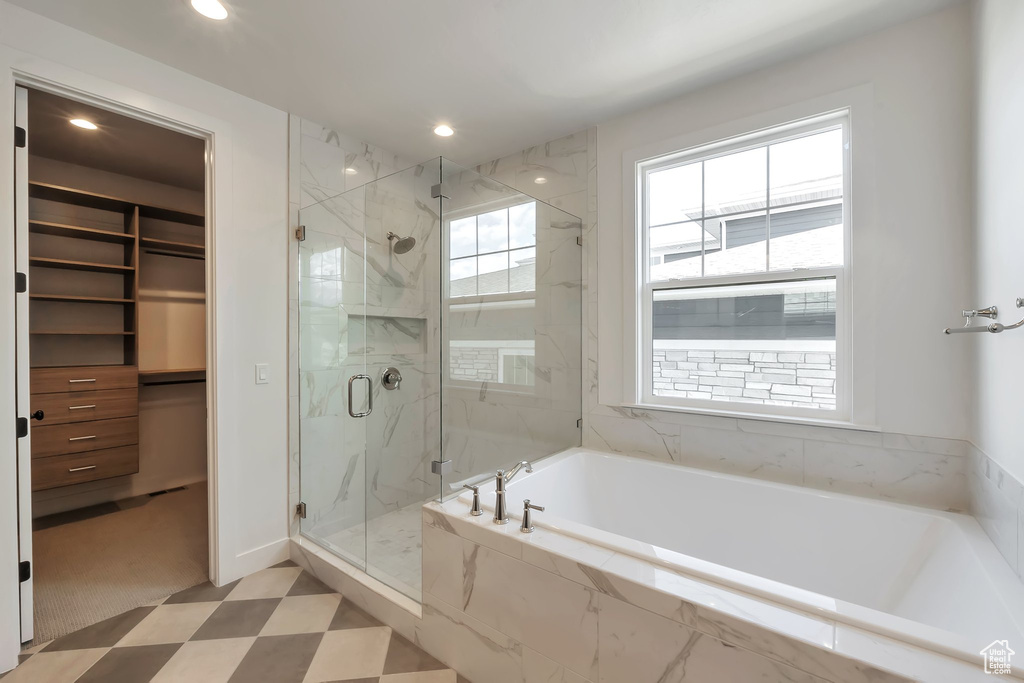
<box><xmin>493</xmin><ymin>460</ymin><xmax>532</xmax><ymax>525</ymax></box>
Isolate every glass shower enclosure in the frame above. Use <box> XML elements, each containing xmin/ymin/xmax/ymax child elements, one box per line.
<box><xmin>297</xmin><ymin>158</ymin><xmax>581</xmax><ymax>601</ymax></box>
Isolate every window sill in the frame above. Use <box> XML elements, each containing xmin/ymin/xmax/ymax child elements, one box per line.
<box><xmin>623</xmin><ymin>402</ymin><xmax>880</xmax><ymax>432</ymax></box>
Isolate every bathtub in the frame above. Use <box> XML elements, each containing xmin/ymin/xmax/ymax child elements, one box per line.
<box><xmin>459</xmin><ymin>447</ymin><xmax>1024</xmax><ymax>670</ymax></box>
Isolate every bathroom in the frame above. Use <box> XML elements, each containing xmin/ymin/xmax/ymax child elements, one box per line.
<box><xmin>0</xmin><ymin>0</ymin><xmax>1022</xmax><ymax>681</ymax></box>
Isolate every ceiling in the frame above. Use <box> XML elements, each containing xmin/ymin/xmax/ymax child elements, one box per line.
<box><xmin>11</xmin><ymin>0</ymin><xmax>959</xmax><ymax>165</ymax></box>
<box><xmin>27</xmin><ymin>88</ymin><xmax>206</xmax><ymax>190</ymax></box>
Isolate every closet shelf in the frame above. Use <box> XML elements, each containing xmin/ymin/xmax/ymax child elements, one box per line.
<box><xmin>29</xmin><ymin>257</ymin><xmax>135</xmax><ymax>274</ymax></box>
<box><xmin>139</xmin><ymin>368</ymin><xmax>206</xmax><ymax>386</ymax></box>
<box><xmin>29</xmin><ymin>181</ymin><xmax>204</xmax><ymax>227</ymax></box>
<box><xmin>140</xmin><ymin>237</ymin><xmax>205</xmax><ymax>257</ymax></box>
<box><xmin>29</xmin><ymin>220</ymin><xmax>135</xmax><ymax>244</ymax></box>
<box><xmin>30</xmin><ymin>330</ymin><xmax>135</xmax><ymax>336</ymax></box>
<box><xmin>30</xmin><ymin>294</ymin><xmax>135</xmax><ymax>304</ymax></box>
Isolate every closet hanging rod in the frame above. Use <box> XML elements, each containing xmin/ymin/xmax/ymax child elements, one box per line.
<box><xmin>945</xmin><ymin>298</ymin><xmax>1024</xmax><ymax>334</ymax></box>
<box><xmin>141</xmin><ymin>248</ymin><xmax>205</xmax><ymax>261</ymax></box>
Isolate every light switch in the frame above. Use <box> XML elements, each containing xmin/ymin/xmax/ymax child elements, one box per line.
<box><xmin>255</xmin><ymin>363</ymin><xmax>269</xmax><ymax>385</ymax></box>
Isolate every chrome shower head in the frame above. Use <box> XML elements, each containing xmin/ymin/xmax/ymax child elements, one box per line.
<box><xmin>386</xmin><ymin>231</ymin><xmax>417</xmax><ymax>254</ymax></box>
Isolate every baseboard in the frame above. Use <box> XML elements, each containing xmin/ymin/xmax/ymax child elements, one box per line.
<box><xmin>221</xmin><ymin>537</ymin><xmax>291</xmax><ymax>586</ymax></box>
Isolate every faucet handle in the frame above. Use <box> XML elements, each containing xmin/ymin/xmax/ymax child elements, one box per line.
<box><xmin>462</xmin><ymin>484</ymin><xmax>483</xmax><ymax>516</ymax></box>
<box><xmin>520</xmin><ymin>499</ymin><xmax>545</xmax><ymax>533</ymax></box>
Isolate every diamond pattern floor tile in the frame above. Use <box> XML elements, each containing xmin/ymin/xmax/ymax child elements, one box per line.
<box><xmin>7</xmin><ymin>565</ymin><xmax>462</xmax><ymax>683</ymax></box>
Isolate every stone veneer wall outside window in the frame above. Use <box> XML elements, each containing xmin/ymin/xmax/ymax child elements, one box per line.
<box><xmin>653</xmin><ymin>344</ymin><xmax>836</xmax><ymax>409</ymax></box>
<box><xmin>450</xmin><ymin>347</ymin><xmax>499</xmax><ymax>382</ymax></box>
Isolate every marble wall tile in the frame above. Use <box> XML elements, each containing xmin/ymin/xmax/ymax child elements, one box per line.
<box><xmin>969</xmin><ymin>445</ymin><xmax>1021</xmax><ymax>574</ymax></box>
<box><xmin>423</xmin><ymin>504</ymin><xmax>524</xmax><ymax>561</ymax></box>
<box><xmin>586</xmin><ymin>414</ymin><xmax>679</xmax><ymax>462</ymax></box>
<box><xmin>803</xmin><ymin>441</ymin><xmax>968</xmax><ymax>511</ymax></box>
<box><xmin>596</xmin><ymin>594</ymin><xmax>830</xmax><ymax>683</ymax></box>
<box><xmin>459</xmin><ymin>542</ymin><xmax>599</xmax><ymax>680</ymax></box>
<box><xmin>416</xmin><ymin>597</ymin><xmax>524</xmax><ymax>683</ymax></box>
<box><xmin>522</xmin><ymin>647</ymin><xmax>591</xmax><ymax>683</ymax></box>
<box><xmin>676</xmin><ymin>425</ymin><xmax>805</xmax><ymax>486</ymax></box>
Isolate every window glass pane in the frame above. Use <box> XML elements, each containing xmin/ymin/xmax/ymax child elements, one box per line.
<box><xmin>703</xmin><ymin>214</ymin><xmax>766</xmax><ymax>278</ymax></box>
<box><xmin>450</xmin><ymin>217</ymin><xmax>476</xmax><ymax>259</ymax></box>
<box><xmin>477</xmin><ymin>209</ymin><xmax>508</xmax><ymax>253</ymax></box>
<box><xmin>509</xmin><ymin>202</ymin><xmax>536</xmax><ymax>248</ymax></box>
<box><xmin>651</xmin><ymin>278</ymin><xmax>836</xmax><ymax>410</ymax></box>
<box><xmin>650</xmin><ymin>221</ymin><xmax>702</xmax><ymax>281</ymax></box>
<box><xmin>477</xmin><ymin>252</ymin><xmax>509</xmax><ymax>295</ymax></box>
<box><xmin>649</xmin><ymin>163</ymin><xmax>701</xmax><ymax>227</ymax></box>
<box><xmin>508</xmin><ymin>247</ymin><xmax>536</xmax><ymax>292</ymax></box>
<box><xmin>768</xmin><ymin>205</ymin><xmax>843</xmax><ymax>270</ymax></box>
<box><xmin>704</xmin><ymin>147</ymin><xmax>766</xmax><ymax>217</ymax></box>
<box><xmin>768</xmin><ymin>130</ymin><xmax>844</xmax><ymax>270</ymax></box>
<box><xmin>449</xmin><ymin>257</ymin><xmax>477</xmax><ymax>297</ymax></box>
<box><xmin>769</xmin><ymin>129</ymin><xmax>843</xmax><ymax>209</ymax></box>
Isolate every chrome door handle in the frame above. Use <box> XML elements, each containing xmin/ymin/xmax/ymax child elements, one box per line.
<box><xmin>347</xmin><ymin>374</ymin><xmax>372</xmax><ymax>418</ymax></box>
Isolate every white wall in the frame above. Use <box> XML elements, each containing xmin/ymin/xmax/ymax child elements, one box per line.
<box><xmin>973</xmin><ymin>0</ymin><xmax>1024</xmax><ymax>485</ymax></box>
<box><xmin>0</xmin><ymin>1</ymin><xmax>289</xmax><ymax>668</ymax></box>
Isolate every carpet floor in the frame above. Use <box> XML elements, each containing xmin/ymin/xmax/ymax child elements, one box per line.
<box><xmin>29</xmin><ymin>482</ymin><xmax>208</xmax><ymax>644</ymax></box>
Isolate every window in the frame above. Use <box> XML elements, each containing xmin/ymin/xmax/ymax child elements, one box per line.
<box><xmin>449</xmin><ymin>201</ymin><xmax>536</xmax><ymax>297</ymax></box>
<box><xmin>638</xmin><ymin>112</ymin><xmax>848</xmax><ymax>416</ymax></box>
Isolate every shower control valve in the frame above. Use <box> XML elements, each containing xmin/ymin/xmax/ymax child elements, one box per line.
<box><xmin>381</xmin><ymin>367</ymin><xmax>402</xmax><ymax>390</ymax></box>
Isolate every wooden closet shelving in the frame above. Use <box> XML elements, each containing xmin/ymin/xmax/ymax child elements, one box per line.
<box><xmin>29</xmin><ymin>220</ymin><xmax>136</xmax><ymax>244</ymax></box>
<box><xmin>29</xmin><ymin>257</ymin><xmax>135</xmax><ymax>274</ymax></box>
<box><xmin>30</xmin><ymin>294</ymin><xmax>134</xmax><ymax>304</ymax></box>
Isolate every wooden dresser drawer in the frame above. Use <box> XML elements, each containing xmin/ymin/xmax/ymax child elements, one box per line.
<box><xmin>32</xmin><ymin>446</ymin><xmax>139</xmax><ymax>491</ymax></box>
<box><xmin>31</xmin><ymin>365</ymin><xmax>138</xmax><ymax>395</ymax></box>
<box><xmin>31</xmin><ymin>388</ymin><xmax>138</xmax><ymax>426</ymax></box>
<box><xmin>32</xmin><ymin>417</ymin><xmax>138</xmax><ymax>459</ymax></box>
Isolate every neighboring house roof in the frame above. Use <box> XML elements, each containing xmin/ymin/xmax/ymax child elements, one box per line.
<box><xmin>451</xmin><ymin>257</ymin><xmax>535</xmax><ymax>297</ymax></box>
<box><xmin>650</xmin><ymin>224</ymin><xmax>842</xmax><ymax>283</ymax></box>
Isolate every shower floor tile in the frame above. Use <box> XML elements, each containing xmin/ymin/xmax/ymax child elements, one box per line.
<box><xmin>7</xmin><ymin>561</ymin><xmax>462</xmax><ymax>683</ymax></box>
<box><xmin>320</xmin><ymin>500</ymin><xmax>426</xmax><ymax>601</ymax></box>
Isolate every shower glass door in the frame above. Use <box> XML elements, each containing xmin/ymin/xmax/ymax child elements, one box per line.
<box><xmin>298</xmin><ymin>184</ymin><xmax>371</xmax><ymax>573</ymax></box>
<box><xmin>298</xmin><ymin>161</ymin><xmax>442</xmax><ymax>601</ymax></box>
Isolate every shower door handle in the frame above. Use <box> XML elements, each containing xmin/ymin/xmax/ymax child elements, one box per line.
<box><xmin>347</xmin><ymin>374</ymin><xmax>373</xmax><ymax>418</ymax></box>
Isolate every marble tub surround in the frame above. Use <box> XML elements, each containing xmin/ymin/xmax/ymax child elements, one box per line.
<box><xmin>970</xmin><ymin>444</ymin><xmax>1024</xmax><ymax>582</ymax></box>
<box><xmin>585</xmin><ymin>405</ymin><xmax>971</xmax><ymax>512</ymax></box>
<box><xmin>423</xmin><ymin>497</ymin><xmax>1010</xmax><ymax>683</ymax></box>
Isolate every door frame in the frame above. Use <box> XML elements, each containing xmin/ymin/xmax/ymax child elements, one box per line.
<box><xmin>2</xmin><ymin>65</ymin><xmax>224</xmax><ymax>660</ymax></box>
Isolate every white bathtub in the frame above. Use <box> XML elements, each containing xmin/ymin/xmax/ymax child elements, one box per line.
<box><xmin>460</xmin><ymin>447</ymin><xmax>1024</xmax><ymax>670</ymax></box>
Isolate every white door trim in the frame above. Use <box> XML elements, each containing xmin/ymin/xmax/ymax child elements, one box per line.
<box><xmin>1</xmin><ymin>63</ymin><xmax>227</xmax><ymax>667</ymax></box>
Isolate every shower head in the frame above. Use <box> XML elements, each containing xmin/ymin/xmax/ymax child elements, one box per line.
<box><xmin>386</xmin><ymin>231</ymin><xmax>417</xmax><ymax>254</ymax></box>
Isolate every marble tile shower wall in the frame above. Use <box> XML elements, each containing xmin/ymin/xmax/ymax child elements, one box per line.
<box><xmin>289</xmin><ymin>115</ymin><xmax>430</xmax><ymax>544</ymax></box>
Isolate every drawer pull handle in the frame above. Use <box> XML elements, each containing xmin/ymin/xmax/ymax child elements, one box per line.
<box><xmin>68</xmin><ymin>435</ymin><xmax>97</xmax><ymax>442</ymax></box>
<box><xmin>68</xmin><ymin>379</ymin><xmax>97</xmax><ymax>383</ymax></box>
<box><xmin>68</xmin><ymin>465</ymin><xmax>97</xmax><ymax>472</ymax></box>
<box><xmin>68</xmin><ymin>404</ymin><xmax>97</xmax><ymax>410</ymax></box>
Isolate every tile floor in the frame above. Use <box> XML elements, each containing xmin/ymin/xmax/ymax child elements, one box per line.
<box><xmin>4</xmin><ymin>560</ymin><xmax>463</xmax><ymax>683</ymax></box>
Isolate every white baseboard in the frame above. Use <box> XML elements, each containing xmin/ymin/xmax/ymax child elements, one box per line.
<box><xmin>221</xmin><ymin>537</ymin><xmax>290</xmax><ymax>586</ymax></box>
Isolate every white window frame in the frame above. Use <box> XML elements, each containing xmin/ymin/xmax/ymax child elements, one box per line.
<box><xmin>634</xmin><ymin>110</ymin><xmax>852</xmax><ymax>421</ymax></box>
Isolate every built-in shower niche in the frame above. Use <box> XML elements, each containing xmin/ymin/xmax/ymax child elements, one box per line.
<box><xmin>347</xmin><ymin>314</ymin><xmax>426</xmax><ymax>356</ymax></box>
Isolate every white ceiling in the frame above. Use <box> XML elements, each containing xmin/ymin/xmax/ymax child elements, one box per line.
<box><xmin>10</xmin><ymin>0</ymin><xmax>959</xmax><ymax>165</ymax></box>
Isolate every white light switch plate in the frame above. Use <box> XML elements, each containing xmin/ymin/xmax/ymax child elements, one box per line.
<box><xmin>255</xmin><ymin>363</ymin><xmax>269</xmax><ymax>384</ymax></box>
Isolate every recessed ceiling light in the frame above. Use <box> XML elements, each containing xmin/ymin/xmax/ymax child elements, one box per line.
<box><xmin>344</xmin><ymin>167</ymin><xmax>358</xmax><ymax>175</ymax></box>
<box><xmin>534</xmin><ymin>177</ymin><xmax>548</xmax><ymax>185</ymax></box>
<box><xmin>69</xmin><ymin>118</ymin><xmax>97</xmax><ymax>130</ymax></box>
<box><xmin>433</xmin><ymin>124</ymin><xmax>454</xmax><ymax>137</ymax></box>
<box><xmin>191</xmin><ymin>0</ymin><xmax>228</xmax><ymax>20</ymax></box>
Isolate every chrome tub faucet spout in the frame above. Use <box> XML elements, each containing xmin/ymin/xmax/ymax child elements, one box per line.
<box><xmin>493</xmin><ymin>460</ymin><xmax>533</xmax><ymax>525</ymax></box>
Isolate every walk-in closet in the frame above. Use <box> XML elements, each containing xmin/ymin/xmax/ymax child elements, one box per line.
<box><xmin>19</xmin><ymin>87</ymin><xmax>209</xmax><ymax>643</ymax></box>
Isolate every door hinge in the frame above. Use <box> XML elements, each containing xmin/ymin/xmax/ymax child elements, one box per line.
<box><xmin>15</xmin><ymin>272</ymin><xmax>26</xmax><ymax>293</ymax></box>
<box><xmin>295</xmin><ymin>225</ymin><xmax>306</xmax><ymax>241</ymax></box>
<box><xmin>14</xmin><ymin>126</ymin><xmax>26</xmax><ymax>149</ymax></box>
<box><xmin>19</xmin><ymin>561</ymin><xmax>30</xmax><ymax>583</ymax></box>
<box><xmin>576</xmin><ymin>417</ymin><xmax>583</xmax><ymax>429</ymax></box>
<box><xmin>576</xmin><ymin>236</ymin><xmax>583</xmax><ymax>246</ymax></box>
<box><xmin>296</xmin><ymin>502</ymin><xmax>307</xmax><ymax>519</ymax></box>
<box><xmin>430</xmin><ymin>459</ymin><xmax>453</xmax><ymax>476</ymax></box>
<box><xmin>16</xmin><ymin>417</ymin><xmax>27</xmax><ymax>439</ymax></box>
<box><xmin>430</xmin><ymin>183</ymin><xmax>450</xmax><ymax>200</ymax></box>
